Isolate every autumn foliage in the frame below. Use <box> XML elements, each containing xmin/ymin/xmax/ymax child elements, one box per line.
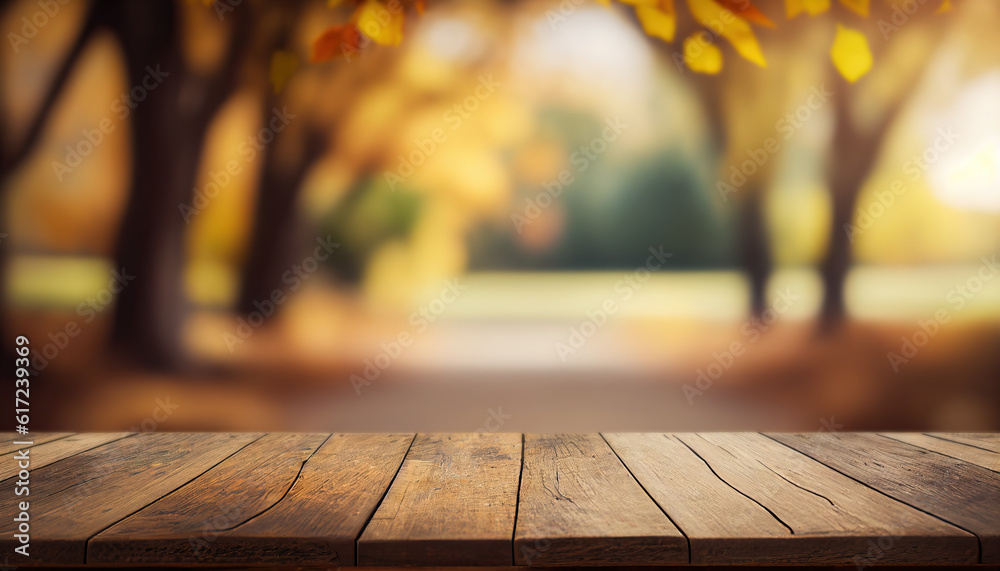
<box><xmin>302</xmin><ymin>0</ymin><xmax>953</xmax><ymax>89</ymax></box>
<box><xmin>310</xmin><ymin>0</ymin><xmax>424</xmax><ymax>63</ymax></box>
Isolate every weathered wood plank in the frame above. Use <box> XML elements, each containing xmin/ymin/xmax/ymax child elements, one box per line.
<box><xmin>932</xmin><ymin>433</ymin><xmax>1000</xmax><ymax>455</ymax></box>
<box><xmin>0</xmin><ymin>433</ymin><xmax>74</xmax><ymax>455</ymax></box>
<box><xmin>667</xmin><ymin>433</ymin><xmax>977</xmax><ymax>565</ymax></box>
<box><xmin>605</xmin><ymin>432</ymin><xmax>789</xmax><ymax>564</ymax></box>
<box><xmin>881</xmin><ymin>433</ymin><xmax>999</xmax><ymax>473</ymax></box>
<box><xmin>515</xmin><ymin>433</ymin><xmax>687</xmax><ymax>566</ymax></box>
<box><xmin>3</xmin><ymin>432</ymin><xmax>996</xmax><ymax>567</ymax></box>
<box><xmin>770</xmin><ymin>432</ymin><xmax>1000</xmax><ymax>563</ymax></box>
<box><xmin>0</xmin><ymin>432</ymin><xmax>260</xmax><ymax>565</ymax></box>
<box><xmin>90</xmin><ymin>433</ymin><xmax>412</xmax><ymax>567</ymax></box>
<box><xmin>358</xmin><ymin>433</ymin><xmax>521</xmax><ymax>566</ymax></box>
<box><xmin>0</xmin><ymin>433</ymin><xmax>133</xmax><ymax>481</ymax></box>
<box><xmin>90</xmin><ymin>433</ymin><xmax>327</xmax><ymax>564</ymax></box>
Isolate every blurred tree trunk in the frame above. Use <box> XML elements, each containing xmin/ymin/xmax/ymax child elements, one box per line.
<box><xmin>234</xmin><ymin>3</ymin><xmax>396</xmax><ymax>316</ymax></box>
<box><xmin>106</xmin><ymin>1</ymin><xmax>189</xmax><ymax>368</ymax></box>
<box><xmin>817</xmin><ymin>10</ymin><xmax>946</xmax><ymax>333</ymax></box>
<box><xmin>687</xmin><ymin>68</ymin><xmax>772</xmax><ymax>317</ymax></box>
<box><xmin>738</xmin><ymin>184</ymin><xmax>772</xmax><ymax>315</ymax></box>
<box><xmin>669</xmin><ymin>0</ymin><xmax>774</xmax><ymax>318</ymax></box>
<box><xmin>1</xmin><ymin>0</ymin><xmax>250</xmax><ymax>370</ymax></box>
<box><xmin>104</xmin><ymin>1</ymin><xmax>247</xmax><ymax>369</ymax></box>
<box><xmin>234</xmin><ymin>1</ymin><xmax>328</xmax><ymax>316</ymax></box>
<box><xmin>235</xmin><ymin>127</ymin><xmax>327</xmax><ymax>315</ymax></box>
<box><xmin>819</xmin><ymin>79</ymin><xmax>880</xmax><ymax>331</ymax></box>
<box><xmin>0</xmin><ymin>2</ymin><xmax>100</xmax><ymax>365</ymax></box>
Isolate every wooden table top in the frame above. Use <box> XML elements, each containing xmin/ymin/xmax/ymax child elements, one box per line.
<box><xmin>1</xmin><ymin>432</ymin><xmax>997</xmax><ymax>567</ymax></box>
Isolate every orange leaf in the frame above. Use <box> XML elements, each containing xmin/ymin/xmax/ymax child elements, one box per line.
<box><xmin>715</xmin><ymin>0</ymin><xmax>775</xmax><ymax>27</ymax></box>
<box><xmin>311</xmin><ymin>24</ymin><xmax>362</xmax><ymax>63</ymax></box>
<box><xmin>687</xmin><ymin>0</ymin><xmax>766</xmax><ymax>67</ymax></box>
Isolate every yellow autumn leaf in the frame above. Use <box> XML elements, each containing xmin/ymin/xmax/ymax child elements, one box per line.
<box><xmin>937</xmin><ymin>0</ymin><xmax>952</xmax><ymax>12</ymax></box>
<box><xmin>686</xmin><ymin>0</ymin><xmax>766</xmax><ymax>67</ymax></box>
<box><xmin>838</xmin><ymin>0</ymin><xmax>867</xmax><ymax>16</ymax></box>
<box><xmin>635</xmin><ymin>0</ymin><xmax>676</xmax><ymax>42</ymax></box>
<box><xmin>830</xmin><ymin>24</ymin><xmax>872</xmax><ymax>82</ymax></box>
<box><xmin>684</xmin><ymin>32</ymin><xmax>723</xmax><ymax>74</ymax></box>
<box><xmin>355</xmin><ymin>0</ymin><xmax>405</xmax><ymax>46</ymax></box>
<box><xmin>786</xmin><ymin>0</ymin><xmax>830</xmax><ymax>18</ymax></box>
<box><xmin>269</xmin><ymin>50</ymin><xmax>299</xmax><ymax>94</ymax></box>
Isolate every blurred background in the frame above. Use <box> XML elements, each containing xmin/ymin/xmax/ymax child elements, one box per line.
<box><xmin>2</xmin><ymin>0</ymin><xmax>998</xmax><ymax>433</ymax></box>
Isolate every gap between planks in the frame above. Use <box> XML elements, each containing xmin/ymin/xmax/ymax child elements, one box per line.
<box><xmin>764</xmin><ymin>432</ymin><xmax>996</xmax><ymax>564</ymax></box>
<box><xmin>7</xmin><ymin>432</ymin><xmax>996</xmax><ymax>567</ymax></box>
<box><xmin>353</xmin><ymin>433</ymin><xmax>418</xmax><ymax>566</ymax></box>
<box><xmin>83</xmin><ymin>433</ymin><xmax>270</xmax><ymax>564</ymax></box>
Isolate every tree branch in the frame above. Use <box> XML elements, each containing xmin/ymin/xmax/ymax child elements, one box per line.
<box><xmin>203</xmin><ymin>7</ymin><xmax>252</xmax><ymax>117</ymax></box>
<box><xmin>1</xmin><ymin>3</ymin><xmax>99</xmax><ymax>176</ymax></box>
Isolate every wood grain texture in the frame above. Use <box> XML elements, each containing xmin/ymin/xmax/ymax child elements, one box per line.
<box><xmin>881</xmin><ymin>433</ymin><xmax>1000</xmax><ymax>473</ymax></box>
<box><xmin>770</xmin><ymin>432</ymin><xmax>1000</xmax><ymax>563</ymax></box>
<box><xmin>0</xmin><ymin>432</ymin><xmax>260</xmax><ymax>565</ymax></box>
<box><xmin>674</xmin><ymin>433</ymin><xmax>977</xmax><ymax>565</ymax></box>
<box><xmin>515</xmin><ymin>433</ymin><xmax>687</xmax><ymax>566</ymax></box>
<box><xmin>90</xmin><ymin>433</ymin><xmax>412</xmax><ymax>566</ymax></box>
<box><xmin>89</xmin><ymin>433</ymin><xmax>326</xmax><ymax>564</ymax></box>
<box><xmin>358</xmin><ymin>433</ymin><xmax>521</xmax><ymax>566</ymax></box>
<box><xmin>0</xmin><ymin>433</ymin><xmax>133</xmax><ymax>481</ymax></box>
<box><xmin>0</xmin><ymin>432</ymin><xmax>74</xmax><ymax>455</ymax></box>
<box><xmin>2</xmin><ymin>432</ymin><xmax>997</xmax><ymax>567</ymax></box>
<box><xmin>605</xmin><ymin>432</ymin><xmax>789</xmax><ymax>564</ymax></box>
<box><xmin>933</xmin><ymin>433</ymin><xmax>1000</xmax><ymax>455</ymax></box>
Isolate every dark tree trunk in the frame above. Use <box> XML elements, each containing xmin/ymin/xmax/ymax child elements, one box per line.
<box><xmin>671</xmin><ymin>9</ymin><xmax>773</xmax><ymax>317</ymax></box>
<box><xmin>0</xmin><ymin>1</ymin><xmax>206</xmax><ymax>370</ymax></box>
<box><xmin>818</xmin><ymin>80</ymin><xmax>881</xmax><ymax>333</ymax></box>
<box><xmin>739</xmin><ymin>185</ymin><xmax>772</xmax><ymax>315</ymax></box>
<box><xmin>816</xmin><ymin>4</ymin><xmax>946</xmax><ymax>334</ymax></box>
<box><xmin>235</xmin><ymin>128</ymin><xmax>327</xmax><ymax>315</ymax></box>
<box><xmin>819</xmin><ymin>174</ymin><xmax>856</xmax><ymax>329</ymax></box>
<box><xmin>234</xmin><ymin>1</ymin><xmax>327</xmax><ymax>317</ymax></box>
<box><xmin>104</xmin><ymin>1</ymin><xmax>188</xmax><ymax>368</ymax></box>
<box><xmin>0</xmin><ymin>2</ymin><xmax>100</xmax><ymax>367</ymax></box>
<box><xmin>104</xmin><ymin>1</ymin><xmax>247</xmax><ymax>369</ymax></box>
